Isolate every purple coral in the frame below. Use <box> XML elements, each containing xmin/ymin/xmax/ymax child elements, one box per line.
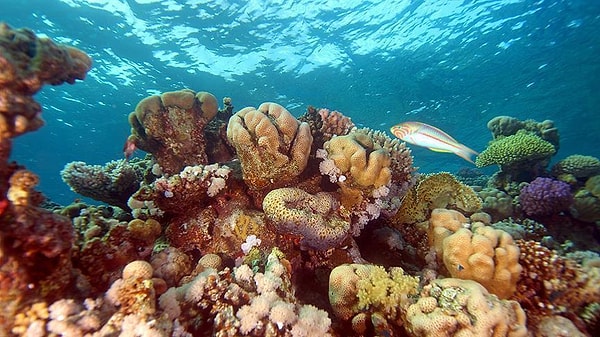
<box><xmin>519</xmin><ymin>177</ymin><xmax>573</xmax><ymax>216</ymax></box>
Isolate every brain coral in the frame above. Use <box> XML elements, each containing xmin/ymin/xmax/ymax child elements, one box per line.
<box><xmin>128</xmin><ymin>89</ymin><xmax>218</xmax><ymax>174</ymax></box>
<box><xmin>519</xmin><ymin>177</ymin><xmax>572</xmax><ymax>217</ymax></box>
<box><xmin>227</xmin><ymin>102</ymin><xmax>313</xmax><ymax>189</ymax></box>
<box><xmin>262</xmin><ymin>187</ymin><xmax>349</xmax><ymax>250</ymax></box>
<box><xmin>475</xmin><ymin>131</ymin><xmax>555</xmax><ymax>168</ymax></box>
<box><xmin>428</xmin><ymin>209</ymin><xmax>522</xmax><ymax>299</ymax></box>
<box><xmin>404</xmin><ymin>278</ymin><xmax>528</xmax><ymax>337</ymax></box>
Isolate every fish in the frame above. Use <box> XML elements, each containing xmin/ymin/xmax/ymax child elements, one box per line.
<box><xmin>123</xmin><ymin>137</ymin><xmax>137</xmax><ymax>161</ymax></box>
<box><xmin>390</xmin><ymin>121</ymin><xmax>479</xmax><ymax>164</ymax></box>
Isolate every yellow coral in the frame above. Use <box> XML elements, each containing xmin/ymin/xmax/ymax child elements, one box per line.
<box><xmin>227</xmin><ymin>102</ymin><xmax>313</xmax><ymax>189</ymax></box>
<box><xmin>475</xmin><ymin>131</ymin><xmax>555</xmax><ymax>168</ymax></box>
<box><xmin>405</xmin><ymin>278</ymin><xmax>528</xmax><ymax>337</ymax></box>
<box><xmin>429</xmin><ymin>209</ymin><xmax>522</xmax><ymax>299</ymax></box>
<box><xmin>552</xmin><ymin>155</ymin><xmax>600</xmax><ymax>180</ymax></box>
<box><xmin>324</xmin><ymin>130</ymin><xmax>391</xmax><ymax>188</ymax></box>
<box><xmin>393</xmin><ymin>172</ymin><xmax>482</xmax><ymax>226</ymax></box>
<box><xmin>329</xmin><ymin>264</ymin><xmax>419</xmax><ymax>323</ymax></box>
<box><xmin>262</xmin><ymin>187</ymin><xmax>349</xmax><ymax>250</ymax></box>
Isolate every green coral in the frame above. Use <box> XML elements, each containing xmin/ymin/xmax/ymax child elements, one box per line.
<box><xmin>552</xmin><ymin>155</ymin><xmax>600</xmax><ymax>181</ymax></box>
<box><xmin>475</xmin><ymin>131</ymin><xmax>555</xmax><ymax>168</ymax></box>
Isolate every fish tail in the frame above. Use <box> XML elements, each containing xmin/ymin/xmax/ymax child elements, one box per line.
<box><xmin>454</xmin><ymin>144</ymin><xmax>479</xmax><ymax>164</ymax></box>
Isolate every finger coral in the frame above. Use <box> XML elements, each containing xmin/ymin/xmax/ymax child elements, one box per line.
<box><xmin>0</xmin><ymin>23</ymin><xmax>91</xmax><ymax>140</ymax></box>
<box><xmin>428</xmin><ymin>208</ymin><xmax>522</xmax><ymax>299</ymax></box>
<box><xmin>404</xmin><ymin>278</ymin><xmax>528</xmax><ymax>337</ymax></box>
<box><xmin>262</xmin><ymin>187</ymin><xmax>350</xmax><ymax>250</ymax></box>
<box><xmin>227</xmin><ymin>102</ymin><xmax>313</xmax><ymax>189</ymax></box>
<box><xmin>127</xmin><ymin>89</ymin><xmax>219</xmax><ymax>174</ymax></box>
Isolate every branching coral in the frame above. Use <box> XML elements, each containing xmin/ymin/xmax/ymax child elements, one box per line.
<box><xmin>428</xmin><ymin>209</ymin><xmax>522</xmax><ymax>299</ymax></box>
<box><xmin>476</xmin><ymin>130</ymin><xmax>556</xmax><ymax>169</ymax></box>
<box><xmin>404</xmin><ymin>278</ymin><xmax>528</xmax><ymax>337</ymax></box>
<box><xmin>61</xmin><ymin>159</ymin><xmax>147</xmax><ymax>210</ymax></box>
<box><xmin>226</xmin><ymin>102</ymin><xmax>313</xmax><ymax>189</ymax></box>
<box><xmin>127</xmin><ymin>89</ymin><xmax>219</xmax><ymax>174</ymax></box>
<box><xmin>0</xmin><ymin>23</ymin><xmax>91</xmax><ymax>140</ymax></box>
<box><xmin>262</xmin><ymin>187</ymin><xmax>350</xmax><ymax>250</ymax></box>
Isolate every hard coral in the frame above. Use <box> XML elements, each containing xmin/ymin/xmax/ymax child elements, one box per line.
<box><xmin>404</xmin><ymin>278</ymin><xmax>528</xmax><ymax>337</ymax></box>
<box><xmin>227</xmin><ymin>102</ymin><xmax>313</xmax><ymax>189</ymax></box>
<box><xmin>61</xmin><ymin>159</ymin><xmax>147</xmax><ymax>210</ymax></box>
<box><xmin>551</xmin><ymin>154</ymin><xmax>600</xmax><ymax>183</ymax></box>
<box><xmin>0</xmin><ymin>23</ymin><xmax>91</xmax><ymax>140</ymax></box>
<box><xmin>519</xmin><ymin>177</ymin><xmax>572</xmax><ymax>217</ymax></box>
<box><xmin>476</xmin><ymin>130</ymin><xmax>555</xmax><ymax>168</ymax></box>
<box><xmin>262</xmin><ymin>187</ymin><xmax>350</xmax><ymax>250</ymax></box>
<box><xmin>329</xmin><ymin>263</ymin><xmax>419</xmax><ymax>334</ymax></box>
<box><xmin>429</xmin><ymin>209</ymin><xmax>522</xmax><ymax>299</ymax></box>
<box><xmin>127</xmin><ymin>89</ymin><xmax>219</xmax><ymax>174</ymax></box>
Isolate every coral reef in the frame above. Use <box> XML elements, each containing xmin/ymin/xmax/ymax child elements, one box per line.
<box><xmin>61</xmin><ymin>158</ymin><xmax>148</xmax><ymax>210</ymax></box>
<box><xmin>551</xmin><ymin>154</ymin><xmax>600</xmax><ymax>184</ymax></box>
<box><xmin>428</xmin><ymin>208</ymin><xmax>522</xmax><ymax>299</ymax></box>
<box><xmin>0</xmin><ymin>23</ymin><xmax>91</xmax><ymax>140</ymax></box>
<box><xmin>227</xmin><ymin>102</ymin><xmax>313</xmax><ymax>190</ymax></box>
<box><xmin>404</xmin><ymin>278</ymin><xmax>528</xmax><ymax>337</ymax></box>
<box><xmin>476</xmin><ymin>130</ymin><xmax>556</xmax><ymax>169</ymax></box>
<box><xmin>475</xmin><ymin>186</ymin><xmax>514</xmax><ymax>222</ymax></box>
<box><xmin>127</xmin><ymin>89</ymin><xmax>221</xmax><ymax>174</ymax></box>
<box><xmin>518</xmin><ymin>177</ymin><xmax>573</xmax><ymax>217</ymax></box>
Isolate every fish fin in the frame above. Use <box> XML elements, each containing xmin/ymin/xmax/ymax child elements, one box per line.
<box><xmin>453</xmin><ymin>144</ymin><xmax>479</xmax><ymax>164</ymax></box>
<box><xmin>428</xmin><ymin>147</ymin><xmax>453</xmax><ymax>153</ymax></box>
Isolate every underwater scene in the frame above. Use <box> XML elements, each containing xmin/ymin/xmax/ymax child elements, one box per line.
<box><xmin>1</xmin><ymin>0</ymin><xmax>600</xmax><ymax>336</ymax></box>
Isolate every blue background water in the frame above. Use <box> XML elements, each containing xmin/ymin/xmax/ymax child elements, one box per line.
<box><xmin>2</xmin><ymin>0</ymin><xmax>599</xmax><ymax>206</ymax></box>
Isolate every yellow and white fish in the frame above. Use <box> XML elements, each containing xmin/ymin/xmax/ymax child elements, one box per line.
<box><xmin>390</xmin><ymin>121</ymin><xmax>479</xmax><ymax>164</ymax></box>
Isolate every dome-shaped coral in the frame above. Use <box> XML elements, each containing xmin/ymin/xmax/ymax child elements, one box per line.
<box><xmin>475</xmin><ymin>131</ymin><xmax>555</xmax><ymax>168</ymax></box>
<box><xmin>519</xmin><ymin>177</ymin><xmax>572</xmax><ymax>217</ymax></box>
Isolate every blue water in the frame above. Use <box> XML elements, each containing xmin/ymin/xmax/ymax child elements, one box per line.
<box><xmin>3</xmin><ymin>0</ymin><xmax>599</xmax><ymax>205</ymax></box>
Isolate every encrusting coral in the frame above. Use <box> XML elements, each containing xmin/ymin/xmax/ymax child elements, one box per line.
<box><xmin>404</xmin><ymin>278</ymin><xmax>528</xmax><ymax>337</ymax></box>
<box><xmin>227</xmin><ymin>102</ymin><xmax>313</xmax><ymax>190</ymax></box>
<box><xmin>127</xmin><ymin>89</ymin><xmax>220</xmax><ymax>174</ymax></box>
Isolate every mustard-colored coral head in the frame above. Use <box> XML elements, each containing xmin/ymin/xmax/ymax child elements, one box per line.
<box><xmin>475</xmin><ymin>131</ymin><xmax>555</xmax><ymax>168</ymax></box>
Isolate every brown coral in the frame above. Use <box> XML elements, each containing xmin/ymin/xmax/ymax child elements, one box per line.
<box><xmin>227</xmin><ymin>102</ymin><xmax>313</xmax><ymax>189</ymax></box>
<box><xmin>0</xmin><ymin>23</ymin><xmax>91</xmax><ymax>140</ymax></box>
<box><xmin>128</xmin><ymin>89</ymin><xmax>219</xmax><ymax>174</ymax></box>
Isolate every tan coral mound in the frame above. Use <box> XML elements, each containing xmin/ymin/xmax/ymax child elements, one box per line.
<box><xmin>405</xmin><ymin>278</ymin><xmax>528</xmax><ymax>337</ymax></box>
<box><xmin>128</xmin><ymin>89</ymin><xmax>218</xmax><ymax>174</ymax></box>
<box><xmin>429</xmin><ymin>209</ymin><xmax>522</xmax><ymax>299</ymax></box>
<box><xmin>227</xmin><ymin>102</ymin><xmax>313</xmax><ymax>189</ymax></box>
<box><xmin>323</xmin><ymin>130</ymin><xmax>392</xmax><ymax>188</ymax></box>
<box><xmin>262</xmin><ymin>187</ymin><xmax>349</xmax><ymax>250</ymax></box>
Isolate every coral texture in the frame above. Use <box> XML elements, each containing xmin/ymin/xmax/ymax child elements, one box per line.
<box><xmin>61</xmin><ymin>159</ymin><xmax>146</xmax><ymax>210</ymax></box>
<box><xmin>551</xmin><ymin>154</ymin><xmax>600</xmax><ymax>182</ymax></box>
<box><xmin>227</xmin><ymin>102</ymin><xmax>313</xmax><ymax>189</ymax></box>
<box><xmin>429</xmin><ymin>208</ymin><xmax>522</xmax><ymax>299</ymax></box>
<box><xmin>404</xmin><ymin>278</ymin><xmax>528</xmax><ymax>337</ymax></box>
<box><xmin>519</xmin><ymin>177</ymin><xmax>572</xmax><ymax>217</ymax></box>
<box><xmin>329</xmin><ymin>263</ymin><xmax>419</xmax><ymax>334</ymax></box>
<box><xmin>127</xmin><ymin>89</ymin><xmax>219</xmax><ymax>174</ymax></box>
<box><xmin>262</xmin><ymin>187</ymin><xmax>350</xmax><ymax>250</ymax></box>
<box><xmin>0</xmin><ymin>23</ymin><xmax>91</xmax><ymax>140</ymax></box>
<box><xmin>476</xmin><ymin>131</ymin><xmax>556</xmax><ymax>168</ymax></box>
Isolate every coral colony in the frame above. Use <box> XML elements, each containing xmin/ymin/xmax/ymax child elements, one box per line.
<box><xmin>1</xmin><ymin>23</ymin><xmax>600</xmax><ymax>336</ymax></box>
